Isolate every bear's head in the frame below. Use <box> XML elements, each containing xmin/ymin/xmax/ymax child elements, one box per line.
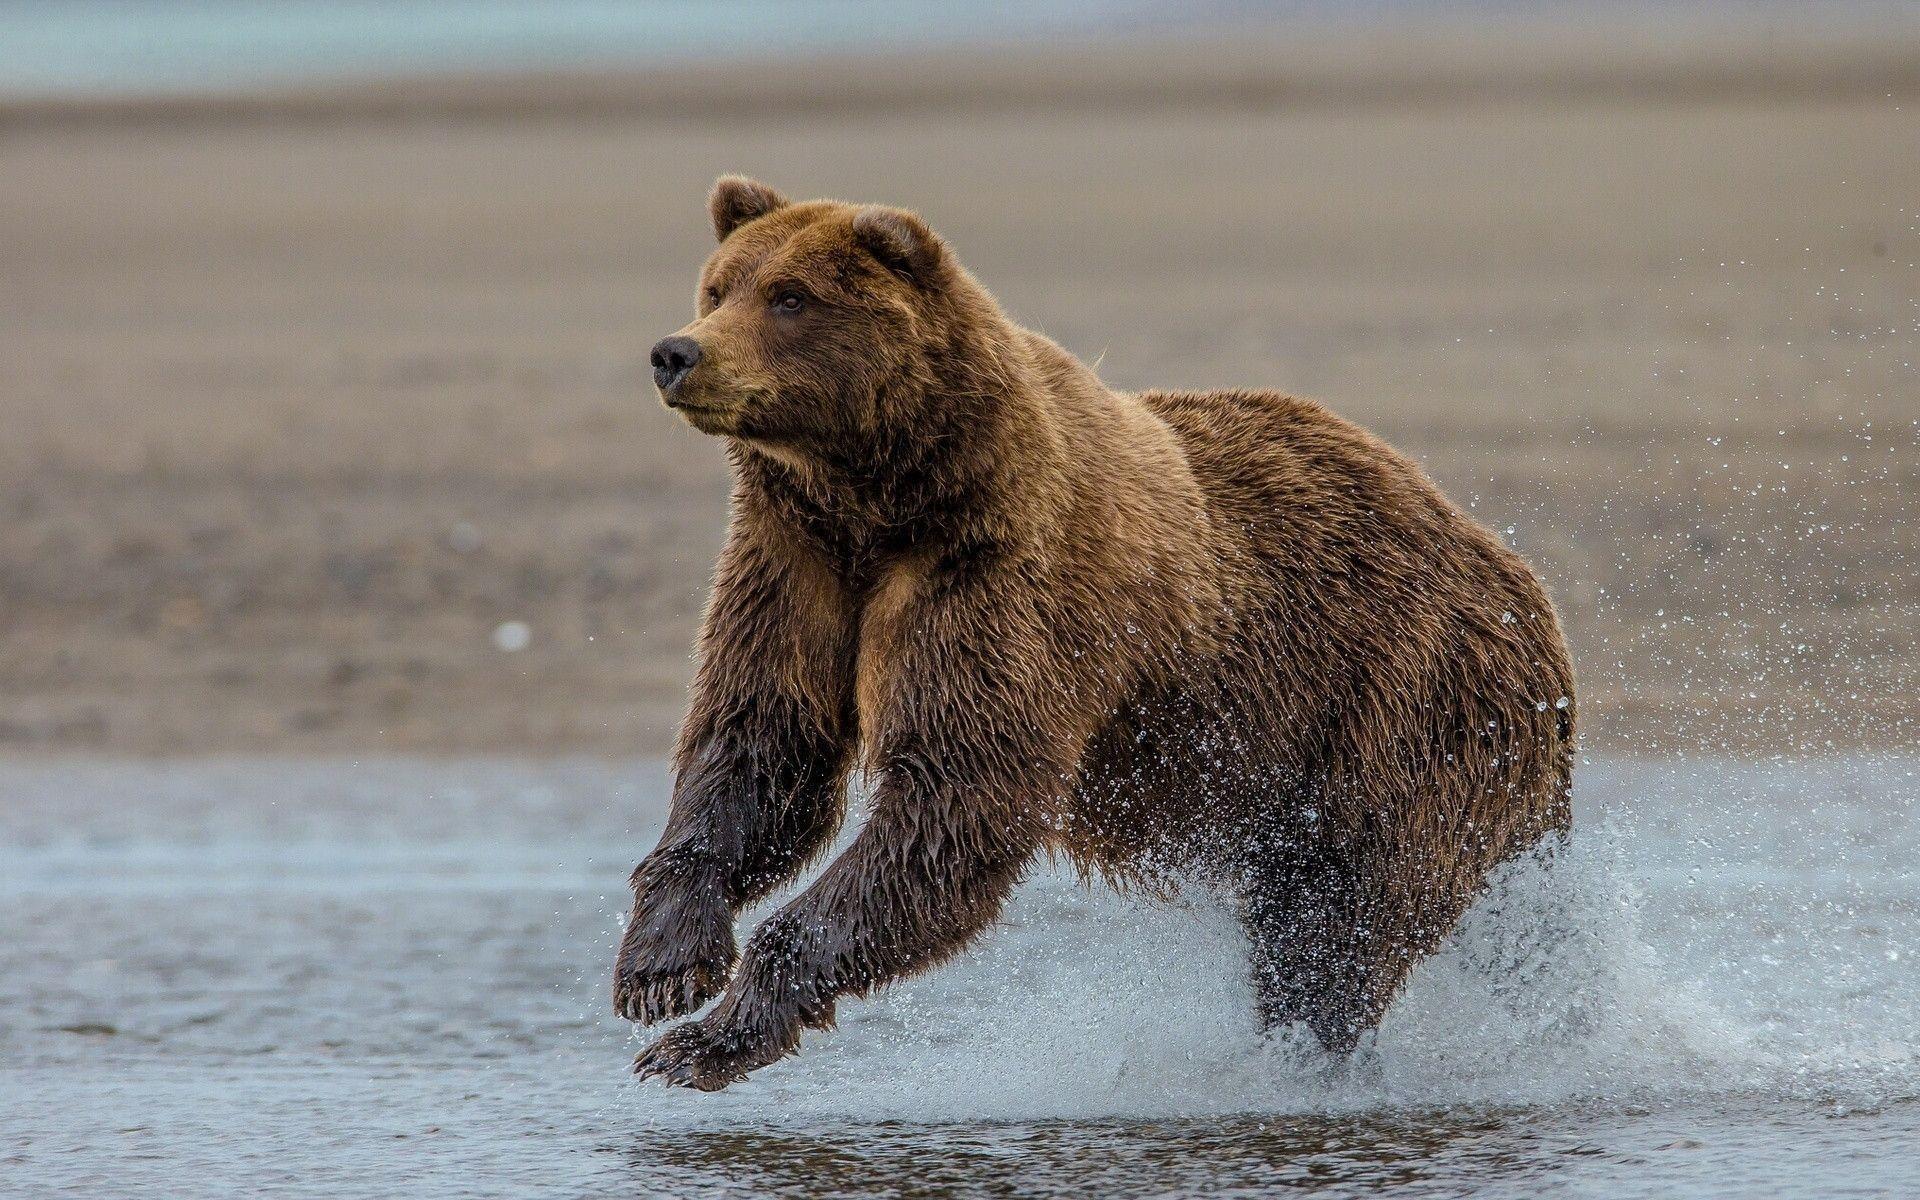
<box><xmin>649</xmin><ymin>177</ymin><xmax>995</xmax><ymax>461</ymax></box>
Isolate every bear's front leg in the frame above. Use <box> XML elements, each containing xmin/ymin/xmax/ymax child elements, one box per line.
<box><xmin>615</xmin><ymin>725</ymin><xmax>850</xmax><ymax>1024</ymax></box>
<box><xmin>614</xmin><ymin>526</ymin><xmax>856</xmax><ymax>1025</ymax></box>
<box><xmin>633</xmin><ymin>763</ymin><xmax>1044</xmax><ymax>1089</ymax></box>
<box><xmin>614</xmin><ymin>846</ymin><xmax>738</xmax><ymax>1025</ymax></box>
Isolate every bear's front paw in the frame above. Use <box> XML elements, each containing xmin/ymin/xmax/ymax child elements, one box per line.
<box><xmin>613</xmin><ymin>949</ymin><xmax>733</xmax><ymax>1025</ymax></box>
<box><xmin>631</xmin><ymin>1014</ymin><xmax>792</xmax><ymax>1091</ymax></box>
<box><xmin>613</xmin><ymin>889</ymin><xmax>737</xmax><ymax>1024</ymax></box>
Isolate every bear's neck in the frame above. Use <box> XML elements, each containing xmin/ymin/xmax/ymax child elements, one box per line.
<box><xmin>727</xmin><ymin>325</ymin><xmax>1087</xmax><ymax>583</ymax></box>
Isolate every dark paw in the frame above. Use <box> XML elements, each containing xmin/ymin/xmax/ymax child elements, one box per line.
<box><xmin>613</xmin><ymin>953</ymin><xmax>733</xmax><ymax>1025</ymax></box>
<box><xmin>613</xmin><ymin>895</ymin><xmax>737</xmax><ymax>1024</ymax></box>
<box><xmin>631</xmin><ymin>1017</ymin><xmax>788</xmax><ymax>1091</ymax></box>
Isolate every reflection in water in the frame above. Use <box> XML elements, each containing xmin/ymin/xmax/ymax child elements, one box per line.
<box><xmin>611</xmin><ymin>1102</ymin><xmax>1920</xmax><ymax>1198</ymax></box>
<box><xmin>622</xmin><ymin>1113</ymin><xmax>1534</xmax><ymax>1197</ymax></box>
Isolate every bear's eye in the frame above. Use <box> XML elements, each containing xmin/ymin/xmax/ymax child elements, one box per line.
<box><xmin>704</xmin><ymin>286</ymin><xmax>723</xmax><ymax>308</ymax></box>
<box><xmin>772</xmin><ymin>291</ymin><xmax>806</xmax><ymax>314</ymax></box>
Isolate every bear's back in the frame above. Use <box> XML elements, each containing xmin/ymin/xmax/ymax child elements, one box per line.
<box><xmin>1132</xmin><ymin>387</ymin><xmax>1567</xmax><ymax>702</ymax></box>
<box><xmin>1136</xmin><ymin>388</ymin><xmax>1531</xmax><ymax>603</ymax></box>
<box><xmin>1136</xmin><ymin>389</ymin><xmax>1447</xmax><ymax>537</ymax></box>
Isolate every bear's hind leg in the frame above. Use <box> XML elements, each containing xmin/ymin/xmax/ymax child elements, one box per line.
<box><xmin>1238</xmin><ymin>867</ymin><xmax>1404</xmax><ymax>1055</ymax></box>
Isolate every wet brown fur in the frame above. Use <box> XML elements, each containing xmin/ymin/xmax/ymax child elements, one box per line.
<box><xmin>617</xmin><ymin>177</ymin><xmax>1576</xmax><ymax>1090</ymax></box>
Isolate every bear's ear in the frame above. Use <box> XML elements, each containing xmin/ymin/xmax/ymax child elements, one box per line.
<box><xmin>708</xmin><ymin>176</ymin><xmax>789</xmax><ymax>242</ymax></box>
<box><xmin>852</xmin><ymin>206</ymin><xmax>945</xmax><ymax>282</ymax></box>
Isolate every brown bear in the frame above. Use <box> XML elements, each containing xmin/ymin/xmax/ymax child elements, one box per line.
<box><xmin>615</xmin><ymin>177</ymin><xmax>1576</xmax><ymax>1091</ymax></box>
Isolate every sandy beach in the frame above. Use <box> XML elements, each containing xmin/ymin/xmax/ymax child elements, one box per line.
<box><xmin>2</xmin><ymin>25</ymin><xmax>1915</xmax><ymax>757</ymax></box>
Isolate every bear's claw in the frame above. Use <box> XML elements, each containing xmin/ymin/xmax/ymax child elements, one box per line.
<box><xmin>631</xmin><ymin>1021</ymin><xmax>758</xmax><ymax>1091</ymax></box>
<box><xmin>613</xmin><ymin>956</ymin><xmax>730</xmax><ymax>1024</ymax></box>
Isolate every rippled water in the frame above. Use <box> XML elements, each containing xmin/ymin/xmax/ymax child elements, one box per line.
<box><xmin>2</xmin><ymin>757</ymin><xmax>1915</xmax><ymax>1198</ymax></box>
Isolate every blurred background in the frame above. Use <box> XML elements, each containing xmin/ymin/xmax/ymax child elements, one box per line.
<box><xmin>2</xmin><ymin>0</ymin><xmax>1915</xmax><ymax>760</ymax></box>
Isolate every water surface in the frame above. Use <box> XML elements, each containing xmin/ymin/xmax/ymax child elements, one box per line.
<box><xmin>1</xmin><ymin>756</ymin><xmax>1915</xmax><ymax>1197</ymax></box>
<box><xmin>1</xmin><ymin>1</ymin><xmax>1889</xmax><ymax>96</ymax></box>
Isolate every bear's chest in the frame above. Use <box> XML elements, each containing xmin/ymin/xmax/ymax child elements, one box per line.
<box><xmin>852</xmin><ymin>556</ymin><xmax>929</xmax><ymax>750</ymax></box>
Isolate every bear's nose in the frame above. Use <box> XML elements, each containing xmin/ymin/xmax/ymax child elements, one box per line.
<box><xmin>650</xmin><ymin>336</ymin><xmax>702</xmax><ymax>396</ymax></box>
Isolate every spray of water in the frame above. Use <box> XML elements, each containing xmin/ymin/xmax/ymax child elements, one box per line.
<box><xmin>629</xmin><ymin>764</ymin><xmax>1918</xmax><ymax>1125</ymax></box>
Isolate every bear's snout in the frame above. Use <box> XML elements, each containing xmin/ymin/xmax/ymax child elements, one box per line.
<box><xmin>650</xmin><ymin>335</ymin><xmax>703</xmax><ymax>399</ymax></box>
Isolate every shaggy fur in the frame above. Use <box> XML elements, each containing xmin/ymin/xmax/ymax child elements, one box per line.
<box><xmin>616</xmin><ymin>177</ymin><xmax>1576</xmax><ymax>1090</ymax></box>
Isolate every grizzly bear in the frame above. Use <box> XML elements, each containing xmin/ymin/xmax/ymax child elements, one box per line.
<box><xmin>616</xmin><ymin>177</ymin><xmax>1576</xmax><ymax>1090</ymax></box>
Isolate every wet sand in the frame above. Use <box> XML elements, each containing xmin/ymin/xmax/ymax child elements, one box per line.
<box><xmin>2</xmin><ymin>28</ymin><xmax>1916</xmax><ymax>756</ymax></box>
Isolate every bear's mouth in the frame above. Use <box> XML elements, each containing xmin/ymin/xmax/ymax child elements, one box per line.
<box><xmin>664</xmin><ymin>397</ymin><xmax>724</xmax><ymax>414</ymax></box>
<box><xmin>667</xmin><ymin>399</ymin><xmax>739</xmax><ymax>436</ymax></box>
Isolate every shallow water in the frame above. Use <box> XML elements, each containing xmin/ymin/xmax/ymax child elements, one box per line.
<box><xmin>0</xmin><ymin>0</ymin><xmax>1160</xmax><ymax>94</ymax></box>
<box><xmin>2</xmin><ymin>756</ymin><xmax>1915</xmax><ymax>1198</ymax></box>
<box><xmin>0</xmin><ymin>1</ymin><xmax>1876</xmax><ymax>96</ymax></box>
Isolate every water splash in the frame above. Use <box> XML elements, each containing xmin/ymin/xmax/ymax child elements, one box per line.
<box><xmin>631</xmin><ymin>763</ymin><xmax>1919</xmax><ymax>1125</ymax></box>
